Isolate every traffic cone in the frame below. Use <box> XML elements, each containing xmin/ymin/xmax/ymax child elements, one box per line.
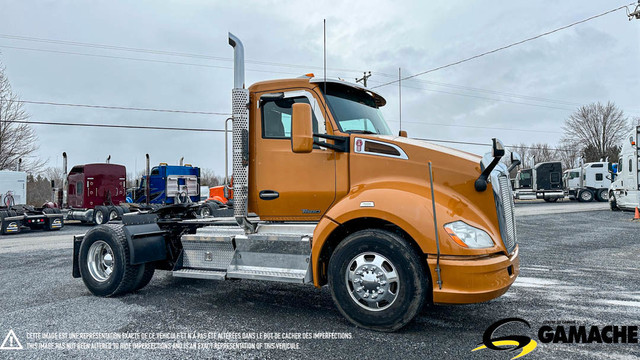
<box><xmin>635</xmin><ymin>207</ymin><xmax>640</xmax><ymax>220</ymax></box>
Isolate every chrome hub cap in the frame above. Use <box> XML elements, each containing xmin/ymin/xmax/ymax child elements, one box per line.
<box><xmin>109</xmin><ymin>210</ymin><xmax>118</xmax><ymax>221</ymax></box>
<box><xmin>95</xmin><ymin>211</ymin><xmax>104</xmax><ymax>224</ymax></box>
<box><xmin>87</xmin><ymin>240</ymin><xmax>114</xmax><ymax>282</ymax></box>
<box><xmin>346</xmin><ymin>252</ymin><xmax>399</xmax><ymax>311</ymax></box>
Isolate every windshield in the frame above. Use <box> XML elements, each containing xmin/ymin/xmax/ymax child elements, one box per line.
<box><xmin>569</xmin><ymin>171</ymin><xmax>580</xmax><ymax>179</ymax></box>
<box><xmin>520</xmin><ymin>171</ymin><xmax>531</xmax><ymax>180</ymax></box>
<box><xmin>322</xmin><ymin>83</ymin><xmax>392</xmax><ymax>135</ymax></box>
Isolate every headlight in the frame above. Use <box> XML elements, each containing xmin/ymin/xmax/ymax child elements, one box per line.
<box><xmin>444</xmin><ymin>221</ymin><xmax>494</xmax><ymax>249</ymax></box>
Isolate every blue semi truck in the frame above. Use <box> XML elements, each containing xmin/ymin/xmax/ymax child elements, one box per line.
<box><xmin>130</xmin><ymin>162</ymin><xmax>201</xmax><ymax>205</ymax></box>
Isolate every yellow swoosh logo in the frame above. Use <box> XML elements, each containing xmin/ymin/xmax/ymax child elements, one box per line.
<box><xmin>471</xmin><ymin>339</ymin><xmax>538</xmax><ymax>359</ymax></box>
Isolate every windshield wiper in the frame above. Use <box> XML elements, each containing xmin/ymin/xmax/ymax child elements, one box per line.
<box><xmin>347</xmin><ymin>130</ymin><xmax>377</xmax><ymax>135</ymax></box>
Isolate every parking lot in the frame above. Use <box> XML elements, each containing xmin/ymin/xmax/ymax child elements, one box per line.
<box><xmin>1</xmin><ymin>201</ymin><xmax>639</xmax><ymax>359</ymax></box>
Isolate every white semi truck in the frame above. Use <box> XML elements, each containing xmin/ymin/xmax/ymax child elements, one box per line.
<box><xmin>0</xmin><ymin>170</ymin><xmax>27</xmax><ymax>206</ymax></box>
<box><xmin>0</xmin><ymin>169</ymin><xmax>64</xmax><ymax>235</ymax></box>
<box><xmin>563</xmin><ymin>161</ymin><xmax>611</xmax><ymax>202</ymax></box>
<box><xmin>609</xmin><ymin>126</ymin><xmax>640</xmax><ymax>211</ymax></box>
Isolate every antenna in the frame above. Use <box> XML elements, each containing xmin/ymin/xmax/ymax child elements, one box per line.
<box><xmin>399</xmin><ymin>67</ymin><xmax>402</xmax><ymax>132</ymax></box>
<box><xmin>323</xmin><ymin>19</ymin><xmax>327</xmax><ymax>96</ymax></box>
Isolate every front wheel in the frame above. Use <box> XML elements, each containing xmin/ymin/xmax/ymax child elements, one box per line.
<box><xmin>609</xmin><ymin>192</ymin><xmax>620</xmax><ymax>211</ymax></box>
<box><xmin>328</xmin><ymin>229</ymin><xmax>428</xmax><ymax>332</ymax></box>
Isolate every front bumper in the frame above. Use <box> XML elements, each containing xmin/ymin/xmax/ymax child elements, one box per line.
<box><xmin>428</xmin><ymin>246</ymin><xmax>519</xmax><ymax>304</ymax></box>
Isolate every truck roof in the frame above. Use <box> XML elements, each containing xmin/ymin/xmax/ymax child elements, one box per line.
<box><xmin>69</xmin><ymin>163</ymin><xmax>126</xmax><ymax>177</ymax></box>
<box><xmin>248</xmin><ymin>77</ymin><xmax>387</xmax><ymax>107</ymax></box>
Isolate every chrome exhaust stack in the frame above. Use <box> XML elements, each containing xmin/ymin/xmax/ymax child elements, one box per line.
<box><xmin>228</xmin><ymin>32</ymin><xmax>255</xmax><ymax>233</ymax></box>
<box><xmin>179</xmin><ymin>157</ymin><xmax>184</xmax><ymax>166</ymax></box>
<box><xmin>62</xmin><ymin>152</ymin><xmax>68</xmax><ymax>207</ymax></box>
<box><xmin>145</xmin><ymin>154</ymin><xmax>150</xmax><ymax>205</ymax></box>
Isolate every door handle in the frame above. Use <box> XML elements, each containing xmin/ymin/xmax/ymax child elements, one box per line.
<box><xmin>259</xmin><ymin>190</ymin><xmax>279</xmax><ymax>200</ymax></box>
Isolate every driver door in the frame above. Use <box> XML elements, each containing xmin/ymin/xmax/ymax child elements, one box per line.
<box><xmin>253</xmin><ymin>90</ymin><xmax>336</xmax><ymax>221</ymax></box>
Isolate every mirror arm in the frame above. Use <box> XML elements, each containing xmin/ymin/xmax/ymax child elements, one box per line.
<box><xmin>313</xmin><ymin>134</ymin><xmax>350</xmax><ymax>152</ymax></box>
<box><xmin>507</xmin><ymin>159</ymin><xmax>521</xmax><ymax>173</ymax></box>
<box><xmin>475</xmin><ymin>157</ymin><xmax>502</xmax><ymax>192</ymax></box>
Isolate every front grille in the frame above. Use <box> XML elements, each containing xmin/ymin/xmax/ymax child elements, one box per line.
<box><xmin>497</xmin><ymin>175</ymin><xmax>517</xmax><ymax>253</ymax></box>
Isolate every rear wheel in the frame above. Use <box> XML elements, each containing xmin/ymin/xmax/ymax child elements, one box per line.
<box><xmin>133</xmin><ymin>263</ymin><xmax>155</xmax><ymax>291</ymax></box>
<box><xmin>93</xmin><ymin>206</ymin><xmax>109</xmax><ymax>225</ymax></box>
<box><xmin>328</xmin><ymin>229</ymin><xmax>427</xmax><ymax>332</ymax></box>
<box><xmin>544</xmin><ymin>197</ymin><xmax>558</xmax><ymax>203</ymax></box>
<box><xmin>199</xmin><ymin>201</ymin><xmax>218</xmax><ymax>217</ymax></box>
<box><xmin>578</xmin><ymin>189</ymin><xmax>594</xmax><ymax>202</ymax></box>
<box><xmin>78</xmin><ymin>224</ymin><xmax>144</xmax><ymax>296</ymax></box>
<box><xmin>108</xmin><ymin>207</ymin><xmax>119</xmax><ymax>221</ymax></box>
<box><xmin>609</xmin><ymin>192</ymin><xmax>620</xmax><ymax>211</ymax></box>
<box><xmin>596</xmin><ymin>189</ymin><xmax>608</xmax><ymax>202</ymax></box>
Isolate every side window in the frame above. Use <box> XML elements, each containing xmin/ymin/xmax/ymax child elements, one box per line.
<box><xmin>595</xmin><ymin>173</ymin><xmax>603</xmax><ymax>181</ymax></box>
<box><xmin>77</xmin><ymin>181</ymin><xmax>83</xmax><ymax>196</ymax></box>
<box><xmin>150</xmin><ymin>168</ymin><xmax>160</xmax><ymax>176</ymax></box>
<box><xmin>629</xmin><ymin>158</ymin><xmax>633</xmax><ymax>173</ymax></box>
<box><xmin>261</xmin><ymin>96</ymin><xmax>319</xmax><ymax>139</ymax></box>
<box><xmin>619</xmin><ymin>158</ymin><xmax>623</xmax><ymax>173</ymax></box>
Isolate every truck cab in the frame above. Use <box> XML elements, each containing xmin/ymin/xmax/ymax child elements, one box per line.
<box><xmin>514</xmin><ymin>162</ymin><xmax>563</xmax><ymax>202</ymax></box>
<box><xmin>609</xmin><ymin>126</ymin><xmax>640</xmax><ymax>211</ymax></box>
<box><xmin>133</xmin><ymin>163</ymin><xmax>200</xmax><ymax>204</ymax></box>
<box><xmin>73</xmin><ymin>33</ymin><xmax>522</xmax><ymax>331</ymax></box>
<box><xmin>565</xmin><ymin>162</ymin><xmax>611</xmax><ymax>202</ymax></box>
<box><xmin>64</xmin><ymin>163</ymin><xmax>127</xmax><ymax>224</ymax></box>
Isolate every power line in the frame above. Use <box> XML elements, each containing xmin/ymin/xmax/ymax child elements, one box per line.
<box><xmin>0</xmin><ymin>33</ymin><xmax>366</xmax><ymax>74</ymax></box>
<box><xmin>372</xmin><ymin>3</ymin><xmax>635</xmax><ymax>89</ymax></box>
<box><xmin>5</xmin><ymin>119</ymin><xmax>570</xmax><ymax>150</ymax></box>
<box><xmin>5</xmin><ymin>119</ymin><xmax>227</xmax><ymax>132</ymax></box>
<box><xmin>386</xmin><ymin>119</ymin><xmax>562</xmax><ymax>134</ymax></box>
<box><xmin>19</xmin><ymin>100</ymin><xmax>230</xmax><ymax>115</ymax></box>
<box><xmin>413</xmin><ymin>137</ymin><xmax>573</xmax><ymax>152</ymax></box>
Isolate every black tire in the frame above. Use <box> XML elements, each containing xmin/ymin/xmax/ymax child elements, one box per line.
<box><xmin>609</xmin><ymin>192</ymin><xmax>621</xmax><ymax>211</ymax></box>
<box><xmin>596</xmin><ymin>189</ymin><xmax>608</xmax><ymax>202</ymax></box>
<box><xmin>199</xmin><ymin>201</ymin><xmax>219</xmax><ymax>217</ymax></box>
<box><xmin>543</xmin><ymin>197</ymin><xmax>558</xmax><ymax>203</ymax></box>
<box><xmin>328</xmin><ymin>229</ymin><xmax>428</xmax><ymax>332</ymax></box>
<box><xmin>107</xmin><ymin>207</ymin><xmax>119</xmax><ymax>222</ymax></box>
<box><xmin>93</xmin><ymin>206</ymin><xmax>109</xmax><ymax>225</ymax></box>
<box><xmin>78</xmin><ymin>224</ymin><xmax>144</xmax><ymax>297</ymax></box>
<box><xmin>578</xmin><ymin>189</ymin><xmax>594</xmax><ymax>202</ymax></box>
<box><xmin>133</xmin><ymin>263</ymin><xmax>155</xmax><ymax>291</ymax></box>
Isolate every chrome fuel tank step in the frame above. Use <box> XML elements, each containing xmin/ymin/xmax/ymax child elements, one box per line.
<box><xmin>172</xmin><ymin>223</ymin><xmax>315</xmax><ymax>284</ymax></box>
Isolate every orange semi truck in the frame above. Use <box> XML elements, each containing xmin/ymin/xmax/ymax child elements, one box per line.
<box><xmin>72</xmin><ymin>33</ymin><xmax>521</xmax><ymax>331</ymax></box>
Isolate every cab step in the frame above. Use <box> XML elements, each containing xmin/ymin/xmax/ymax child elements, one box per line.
<box><xmin>172</xmin><ymin>268</ymin><xmax>226</xmax><ymax>280</ymax></box>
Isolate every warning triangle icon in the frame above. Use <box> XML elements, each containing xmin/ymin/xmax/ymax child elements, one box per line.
<box><xmin>0</xmin><ymin>329</ymin><xmax>23</xmax><ymax>350</ymax></box>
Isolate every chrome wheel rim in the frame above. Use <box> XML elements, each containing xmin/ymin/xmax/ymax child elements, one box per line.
<box><xmin>109</xmin><ymin>210</ymin><xmax>118</xmax><ymax>221</ymax></box>
<box><xmin>95</xmin><ymin>211</ymin><xmax>104</xmax><ymax>224</ymax></box>
<box><xmin>201</xmin><ymin>207</ymin><xmax>211</xmax><ymax>217</ymax></box>
<box><xmin>581</xmin><ymin>192</ymin><xmax>591</xmax><ymax>201</ymax></box>
<box><xmin>87</xmin><ymin>240</ymin><xmax>114</xmax><ymax>282</ymax></box>
<box><xmin>345</xmin><ymin>252</ymin><xmax>399</xmax><ymax>312</ymax></box>
<box><xmin>600</xmin><ymin>191</ymin><xmax>609</xmax><ymax>201</ymax></box>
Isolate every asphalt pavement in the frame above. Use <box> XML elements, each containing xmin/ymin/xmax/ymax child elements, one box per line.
<box><xmin>0</xmin><ymin>202</ymin><xmax>639</xmax><ymax>359</ymax></box>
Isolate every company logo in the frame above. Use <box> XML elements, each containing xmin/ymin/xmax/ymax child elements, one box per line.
<box><xmin>52</xmin><ymin>219</ymin><xmax>62</xmax><ymax>228</ymax></box>
<box><xmin>6</xmin><ymin>222</ymin><xmax>19</xmax><ymax>233</ymax></box>
<box><xmin>302</xmin><ymin>209</ymin><xmax>320</xmax><ymax>214</ymax></box>
<box><xmin>0</xmin><ymin>329</ymin><xmax>23</xmax><ymax>350</ymax></box>
<box><xmin>472</xmin><ymin>318</ymin><xmax>538</xmax><ymax>359</ymax></box>
<box><xmin>355</xmin><ymin>139</ymin><xmax>363</xmax><ymax>152</ymax></box>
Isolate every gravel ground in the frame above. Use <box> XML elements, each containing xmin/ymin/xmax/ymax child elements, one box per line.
<box><xmin>0</xmin><ymin>205</ymin><xmax>639</xmax><ymax>359</ymax></box>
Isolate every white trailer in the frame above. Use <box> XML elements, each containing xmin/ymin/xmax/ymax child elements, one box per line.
<box><xmin>563</xmin><ymin>162</ymin><xmax>612</xmax><ymax>202</ymax></box>
<box><xmin>0</xmin><ymin>170</ymin><xmax>27</xmax><ymax>206</ymax></box>
<box><xmin>609</xmin><ymin>126</ymin><xmax>640</xmax><ymax>211</ymax></box>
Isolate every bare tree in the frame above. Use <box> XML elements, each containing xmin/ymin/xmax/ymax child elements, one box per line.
<box><xmin>200</xmin><ymin>168</ymin><xmax>224</xmax><ymax>187</ymax></box>
<box><xmin>0</xmin><ymin>63</ymin><xmax>44</xmax><ymax>172</ymax></box>
<box><xmin>561</xmin><ymin>102</ymin><xmax>630</xmax><ymax>162</ymax></box>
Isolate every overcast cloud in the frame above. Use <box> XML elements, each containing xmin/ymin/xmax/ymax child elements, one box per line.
<box><xmin>1</xmin><ymin>0</ymin><xmax>639</xmax><ymax>176</ymax></box>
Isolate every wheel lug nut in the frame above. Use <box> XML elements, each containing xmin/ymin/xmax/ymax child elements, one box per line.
<box><xmin>356</xmin><ymin>287</ymin><xmax>364</xmax><ymax>292</ymax></box>
<box><xmin>363</xmin><ymin>293</ymin><xmax>369</xmax><ymax>298</ymax></box>
<box><xmin>371</xmin><ymin>294</ymin><xmax>378</xmax><ymax>299</ymax></box>
<box><xmin>378</xmin><ymin>289</ymin><xmax>384</xmax><ymax>294</ymax></box>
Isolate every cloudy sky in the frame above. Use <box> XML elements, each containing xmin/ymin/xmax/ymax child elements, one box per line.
<box><xmin>1</xmin><ymin>0</ymin><xmax>639</xmax><ymax>176</ymax></box>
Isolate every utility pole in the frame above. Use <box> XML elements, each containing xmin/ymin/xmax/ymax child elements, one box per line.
<box><xmin>629</xmin><ymin>1</ymin><xmax>640</xmax><ymax>20</ymax></box>
<box><xmin>355</xmin><ymin>71</ymin><xmax>372</xmax><ymax>87</ymax></box>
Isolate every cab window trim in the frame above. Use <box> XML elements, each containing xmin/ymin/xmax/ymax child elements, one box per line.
<box><xmin>259</xmin><ymin>90</ymin><xmax>327</xmax><ymax>140</ymax></box>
